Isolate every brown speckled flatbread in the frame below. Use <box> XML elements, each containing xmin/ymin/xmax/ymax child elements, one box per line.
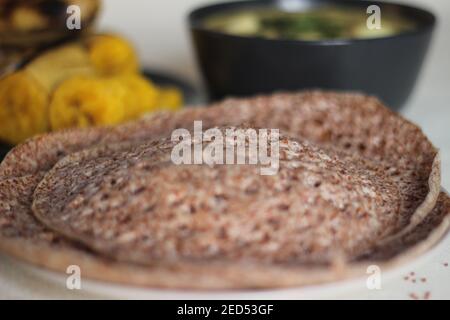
<box><xmin>1</xmin><ymin>92</ymin><xmax>441</xmax><ymax>233</ymax></box>
<box><xmin>0</xmin><ymin>172</ymin><xmax>448</xmax><ymax>289</ymax></box>
<box><xmin>0</xmin><ymin>92</ymin><xmax>438</xmax><ymax>180</ymax></box>
<box><xmin>32</xmin><ymin>128</ymin><xmax>407</xmax><ymax>265</ymax></box>
<box><xmin>0</xmin><ymin>128</ymin><xmax>107</xmax><ymax>179</ymax></box>
<box><xmin>0</xmin><ymin>91</ymin><xmax>446</xmax><ymax>289</ymax></box>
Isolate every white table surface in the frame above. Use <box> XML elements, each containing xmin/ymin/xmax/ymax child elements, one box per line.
<box><xmin>0</xmin><ymin>0</ymin><xmax>449</xmax><ymax>299</ymax></box>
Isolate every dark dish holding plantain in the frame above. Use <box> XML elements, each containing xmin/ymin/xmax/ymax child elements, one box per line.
<box><xmin>0</xmin><ymin>0</ymin><xmax>101</xmax><ymax>77</ymax></box>
<box><xmin>189</xmin><ymin>0</ymin><xmax>436</xmax><ymax>110</ymax></box>
<box><xmin>0</xmin><ymin>0</ymin><xmax>100</xmax><ymax>47</ymax></box>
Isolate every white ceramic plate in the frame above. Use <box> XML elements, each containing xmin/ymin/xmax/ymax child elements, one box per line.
<box><xmin>1</xmin><ymin>224</ymin><xmax>447</xmax><ymax>300</ymax></box>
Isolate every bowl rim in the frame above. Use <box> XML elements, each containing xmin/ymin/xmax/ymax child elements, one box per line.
<box><xmin>188</xmin><ymin>0</ymin><xmax>437</xmax><ymax>46</ymax></box>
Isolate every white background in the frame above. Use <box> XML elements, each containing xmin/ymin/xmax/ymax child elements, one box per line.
<box><xmin>0</xmin><ymin>0</ymin><xmax>449</xmax><ymax>299</ymax></box>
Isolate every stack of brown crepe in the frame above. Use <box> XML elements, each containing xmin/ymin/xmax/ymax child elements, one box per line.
<box><xmin>0</xmin><ymin>91</ymin><xmax>448</xmax><ymax>289</ymax></box>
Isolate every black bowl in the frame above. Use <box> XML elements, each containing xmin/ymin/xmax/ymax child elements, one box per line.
<box><xmin>189</xmin><ymin>0</ymin><xmax>436</xmax><ymax>110</ymax></box>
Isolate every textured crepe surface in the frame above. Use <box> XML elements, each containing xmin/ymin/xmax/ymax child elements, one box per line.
<box><xmin>0</xmin><ymin>174</ymin><xmax>448</xmax><ymax>289</ymax></box>
<box><xmin>0</xmin><ymin>91</ymin><xmax>447</xmax><ymax>289</ymax></box>
<box><xmin>32</xmin><ymin>128</ymin><xmax>403</xmax><ymax>265</ymax></box>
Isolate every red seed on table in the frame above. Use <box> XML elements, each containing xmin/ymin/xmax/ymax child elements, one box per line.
<box><xmin>444</xmin><ymin>262</ymin><xmax>449</xmax><ymax>267</ymax></box>
<box><xmin>410</xmin><ymin>272</ymin><xmax>415</xmax><ymax>276</ymax></box>
<box><xmin>421</xmin><ymin>278</ymin><xmax>427</xmax><ymax>283</ymax></box>
<box><xmin>424</xmin><ymin>292</ymin><xmax>431</xmax><ymax>300</ymax></box>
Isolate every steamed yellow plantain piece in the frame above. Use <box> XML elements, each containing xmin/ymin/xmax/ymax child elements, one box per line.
<box><xmin>157</xmin><ymin>87</ymin><xmax>183</xmax><ymax>111</ymax></box>
<box><xmin>25</xmin><ymin>43</ymin><xmax>96</xmax><ymax>92</ymax></box>
<box><xmin>86</xmin><ymin>34</ymin><xmax>139</xmax><ymax>76</ymax></box>
<box><xmin>0</xmin><ymin>71</ymin><xmax>49</xmax><ymax>145</ymax></box>
<box><xmin>49</xmin><ymin>75</ymin><xmax>126</xmax><ymax>130</ymax></box>
<box><xmin>0</xmin><ymin>33</ymin><xmax>184</xmax><ymax>144</ymax></box>
<box><xmin>118</xmin><ymin>73</ymin><xmax>160</xmax><ymax>120</ymax></box>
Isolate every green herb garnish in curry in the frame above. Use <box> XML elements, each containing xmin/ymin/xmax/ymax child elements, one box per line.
<box><xmin>203</xmin><ymin>6</ymin><xmax>415</xmax><ymax>40</ymax></box>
